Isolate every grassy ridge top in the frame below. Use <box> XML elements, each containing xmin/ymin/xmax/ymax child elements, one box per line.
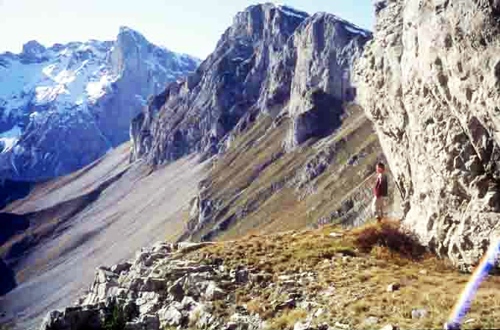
<box><xmin>187</xmin><ymin>221</ymin><xmax>500</xmax><ymax>329</ymax></box>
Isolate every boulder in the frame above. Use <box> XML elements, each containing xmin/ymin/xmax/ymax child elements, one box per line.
<box><xmin>235</xmin><ymin>269</ymin><xmax>250</xmax><ymax>284</ymax></box>
<box><xmin>411</xmin><ymin>308</ymin><xmax>428</xmax><ymax>319</ymax></box>
<box><xmin>168</xmin><ymin>277</ymin><xmax>185</xmax><ymax>302</ymax></box>
<box><xmin>158</xmin><ymin>305</ymin><xmax>183</xmax><ymax>328</ymax></box>
<box><xmin>204</xmin><ymin>281</ymin><xmax>226</xmax><ymax>301</ymax></box>
<box><xmin>111</xmin><ymin>262</ymin><xmax>132</xmax><ymax>274</ymax></box>
<box><xmin>387</xmin><ymin>283</ymin><xmax>400</xmax><ymax>292</ymax></box>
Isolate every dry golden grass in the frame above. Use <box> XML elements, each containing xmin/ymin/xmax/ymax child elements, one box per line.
<box><xmin>269</xmin><ymin>309</ymin><xmax>309</xmax><ymax>329</ymax></box>
<box><xmin>187</xmin><ymin>221</ymin><xmax>500</xmax><ymax>329</ymax></box>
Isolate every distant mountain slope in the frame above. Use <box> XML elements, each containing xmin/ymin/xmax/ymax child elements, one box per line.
<box><xmin>0</xmin><ymin>143</ymin><xmax>207</xmax><ymax>329</ymax></box>
<box><xmin>0</xmin><ymin>27</ymin><xmax>200</xmax><ymax>181</ymax></box>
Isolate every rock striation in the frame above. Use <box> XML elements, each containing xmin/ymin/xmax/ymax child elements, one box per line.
<box><xmin>356</xmin><ymin>0</ymin><xmax>500</xmax><ymax>269</ymax></box>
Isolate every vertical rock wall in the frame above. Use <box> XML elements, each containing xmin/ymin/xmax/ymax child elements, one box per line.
<box><xmin>356</xmin><ymin>0</ymin><xmax>500</xmax><ymax>269</ymax></box>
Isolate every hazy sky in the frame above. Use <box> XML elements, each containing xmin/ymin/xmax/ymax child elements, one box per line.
<box><xmin>0</xmin><ymin>0</ymin><xmax>374</xmax><ymax>59</ymax></box>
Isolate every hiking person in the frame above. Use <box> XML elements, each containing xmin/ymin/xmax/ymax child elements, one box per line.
<box><xmin>372</xmin><ymin>162</ymin><xmax>388</xmax><ymax>222</ymax></box>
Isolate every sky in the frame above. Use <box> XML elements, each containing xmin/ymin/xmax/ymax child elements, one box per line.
<box><xmin>0</xmin><ymin>0</ymin><xmax>374</xmax><ymax>60</ymax></box>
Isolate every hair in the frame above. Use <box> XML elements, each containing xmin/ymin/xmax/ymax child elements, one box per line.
<box><xmin>376</xmin><ymin>162</ymin><xmax>385</xmax><ymax>170</ymax></box>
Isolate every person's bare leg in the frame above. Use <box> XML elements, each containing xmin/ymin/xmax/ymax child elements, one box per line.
<box><xmin>376</xmin><ymin>198</ymin><xmax>383</xmax><ymax>223</ymax></box>
<box><xmin>371</xmin><ymin>197</ymin><xmax>378</xmax><ymax>222</ymax></box>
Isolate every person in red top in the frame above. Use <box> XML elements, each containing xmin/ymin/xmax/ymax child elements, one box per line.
<box><xmin>372</xmin><ymin>162</ymin><xmax>388</xmax><ymax>223</ymax></box>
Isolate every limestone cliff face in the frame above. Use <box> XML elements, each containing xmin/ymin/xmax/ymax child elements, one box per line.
<box><xmin>356</xmin><ymin>0</ymin><xmax>500</xmax><ymax>269</ymax></box>
<box><xmin>130</xmin><ymin>5</ymin><xmax>371</xmax><ymax>164</ymax></box>
<box><xmin>130</xmin><ymin>4</ymin><xmax>307</xmax><ymax>164</ymax></box>
<box><xmin>279</xmin><ymin>14</ymin><xmax>370</xmax><ymax>148</ymax></box>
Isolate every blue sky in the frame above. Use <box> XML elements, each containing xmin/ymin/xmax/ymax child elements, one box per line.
<box><xmin>0</xmin><ymin>0</ymin><xmax>374</xmax><ymax>59</ymax></box>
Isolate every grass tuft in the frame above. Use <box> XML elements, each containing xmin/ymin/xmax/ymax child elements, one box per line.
<box><xmin>352</xmin><ymin>220</ymin><xmax>427</xmax><ymax>261</ymax></box>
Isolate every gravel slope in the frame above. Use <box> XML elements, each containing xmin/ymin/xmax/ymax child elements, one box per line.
<box><xmin>0</xmin><ymin>144</ymin><xmax>208</xmax><ymax>330</ymax></box>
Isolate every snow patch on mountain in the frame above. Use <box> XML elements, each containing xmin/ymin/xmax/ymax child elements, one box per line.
<box><xmin>0</xmin><ymin>42</ymin><xmax>118</xmax><ymax>117</ymax></box>
<box><xmin>277</xmin><ymin>5</ymin><xmax>309</xmax><ymax>18</ymax></box>
<box><xmin>86</xmin><ymin>75</ymin><xmax>116</xmax><ymax>102</ymax></box>
<box><xmin>0</xmin><ymin>125</ymin><xmax>21</xmax><ymax>152</ymax></box>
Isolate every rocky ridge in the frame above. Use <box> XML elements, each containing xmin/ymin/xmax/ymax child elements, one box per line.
<box><xmin>355</xmin><ymin>0</ymin><xmax>500</xmax><ymax>270</ymax></box>
<box><xmin>40</xmin><ymin>241</ymin><xmax>263</xmax><ymax>330</ymax></box>
<box><xmin>130</xmin><ymin>4</ymin><xmax>371</xmax><ymax>165</ymax></box>
<box><xmin>38</xmin><ymin>230</ymin><xmax>385</xmax><ymax>330</ymax></box>
<box><xmin>37</xmin><ymin>223</ymin><xmax>500</xmax><ymax>330</ymax></box>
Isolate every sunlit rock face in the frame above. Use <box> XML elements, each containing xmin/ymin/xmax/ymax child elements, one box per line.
<box><xmin>356</xmin><ymin>0</ymin><xmax>500</xmax><ymax>270</ymax></box>
<box><xmin>130</xmin><ymin>4</ymin><xmax>370</xmax><ymax>164</ymax></box>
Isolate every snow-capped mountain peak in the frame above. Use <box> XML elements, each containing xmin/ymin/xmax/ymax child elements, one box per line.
<box><xmin>277</xmin><ymin>4</ymin><xmax>309</xmax><ymax>18</ymax></box>
<box><xmin>0</xmin><ymin>27</ymin><xmax>200</xmax><ymax>180</ymax></box>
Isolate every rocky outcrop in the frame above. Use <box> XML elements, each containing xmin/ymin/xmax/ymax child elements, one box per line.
<box><xmin>0</xmin><ymin>27</ymin><xmax>199</xmax><ymax>181</ymax></box>
<box><xmin>39</xmin><ymin>241</ymin><xmax>241</xmax><ymax>330</ymax></box>
<box><xmin>130</xmin><ymin>4</ymin><xmax>371</xmax><ymax>165</ymax></box>
<box><xmin>356</xmin><ymin>0</ymin><xmax>500</xmax><ymax>269</ymax></box>
<box><xmin>38</xmin><ymin>240</ymin><xmax>336</xmax><ymax>330</ymax></box>
<box><xmin>258</xmin><ymin>13</ymin><xmax>371</xmax><ymax>149</ymax></box>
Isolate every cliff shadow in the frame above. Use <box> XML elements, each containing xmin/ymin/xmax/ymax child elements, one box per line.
<box><xmin>0</xmin><ymin>180</ymin><xmax>33</xmax><ymax>211</ymax></box>
<box><xmin>0</xmin><ymin>257</ymin><xmax>16</xmax><ymax>296</ymax></box>
<box><xmin>294</xmin><ymin>88</ymin><xmax>345</xmax><ymax>145</ymax></box>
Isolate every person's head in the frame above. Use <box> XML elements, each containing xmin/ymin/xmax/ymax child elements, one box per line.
<box><xmin>376</xmin><ymin>162</ymin><xmax>385</xmax><ymax>174</ymax></box>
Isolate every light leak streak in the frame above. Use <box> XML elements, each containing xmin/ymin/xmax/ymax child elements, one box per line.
<box><xmin>444</xmin><ymin>241</ymin><xmax>500</xmax><ymax>330</ymax></box>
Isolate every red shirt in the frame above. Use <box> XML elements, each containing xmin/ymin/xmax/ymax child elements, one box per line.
<box><xmin>374</xmin><ymin>174</ymin><xmax>383</xmax><ymax>198</ymax></box>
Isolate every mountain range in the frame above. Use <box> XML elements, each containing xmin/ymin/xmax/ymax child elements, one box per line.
<box><xmin>0</xmin><ymin>27</ymin><xmax>199</xmax><ymax>181</ymax></box>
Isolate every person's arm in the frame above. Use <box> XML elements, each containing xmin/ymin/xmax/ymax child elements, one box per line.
<box><xmin>373</xmin><ymin>177</ymin><xmax>381</xmax><ymax>197</ymax></box>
